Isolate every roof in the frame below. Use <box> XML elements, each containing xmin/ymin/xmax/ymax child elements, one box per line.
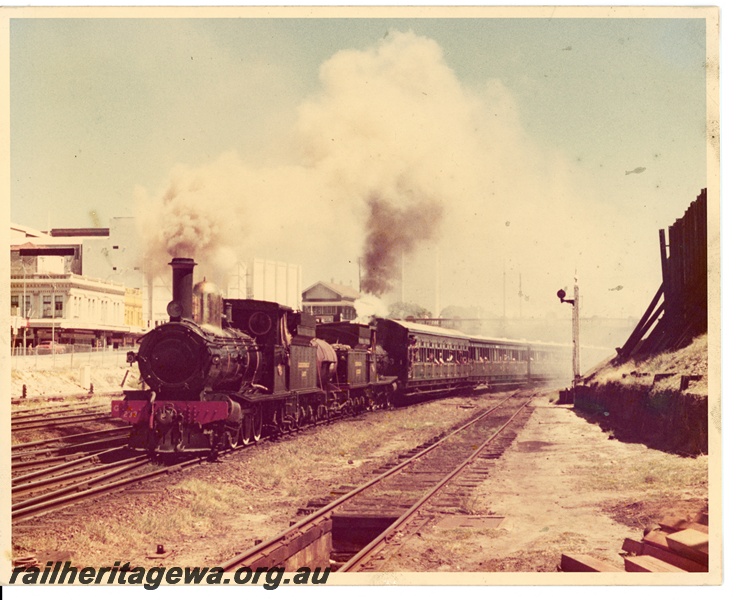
<box><xmin>50</xmin><ymin>228</ymin><xmax>110</xmax><ymax>237</ymax></box>
<box><xmin>302</xmin><ymin>281</ymin><xmax>361</xmax><ymax>301</ymax></box>
<box><xmin>386</xmin><ymin>319</ymin><xmax>568</xmax><ymax>350</ymax></box>
<box><xmin>386</xmin><ymin>319</ymin><xmax>469</xmax><ymax>340</ymax></box>
<box><xmin>10</xmin><ymin>223</ymin><xmax>53</xmax><ymax>242</ymax></box>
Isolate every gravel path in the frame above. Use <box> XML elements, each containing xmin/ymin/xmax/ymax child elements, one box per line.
<box><xmin>378</xmin><ymin>394</ymin><xmax>708</xmax><ymax>573</ymax></box>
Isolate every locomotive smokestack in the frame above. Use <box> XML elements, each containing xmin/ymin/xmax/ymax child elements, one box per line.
<box><xmin>169</xmin><ymin>258</ymin><xmax>197</xmax><ymax>321</ymax></box>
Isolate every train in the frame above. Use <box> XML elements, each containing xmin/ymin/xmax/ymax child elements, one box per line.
<box><xmin>112</xmin><ymin>258</ymin><xmax>569</xmax><ymax>454</ymax></box>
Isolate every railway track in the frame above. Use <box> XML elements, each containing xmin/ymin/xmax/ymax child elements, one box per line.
<box><xmin>218</xmin><ymin>388</ymin><xmax>539</xmax><ymax>572</ymax></box>
<box><xmin>9</xmin><ymin>389</ymin><xmax>391</xmax><ymax>523</ymax></box>
<box><xmin>10</xmin><ymin>386</ymin><xmax>522</xmax><ymax>528</ymax></box>
<box><xmin>12</xmin><ymin>395</ymin><xmax>134</xmax><ymax>472</ymax></box>
<box><xmin>339</xmin><ymin>395</ymin><xmax>534</xmax><ymax>571</ymax></box>
<box><xmin>12</xmin><ymin>410</ymin><xmax>115</xmax><ymax>433</ymax></box>
<box><xmin>11</xmin><ymin>390</ymin><xmax>124</xmax><ymax>405</ymax></box>
<box><xmin>12</xmin><ymin>447</ymin><xmax>128</xmax><ymax>482</ymax></box>
<box><xmin>11</xmin><ymin>455</ymin><xmax>194</xmax><ymax>523</ymax></box>
<box><xmin>10</xmin><ymin>405</ymin><xmax>339</xmax><ymax>522</ymax></box>
<box><xmin>12</xmin><ymin>426</ymin><xmax>133</xmax><ymax>465</ymax></box>
<box><xmin>12</xmin><ymin>399</ymin><xmax>103</xmax><ymax>418</ymax></box>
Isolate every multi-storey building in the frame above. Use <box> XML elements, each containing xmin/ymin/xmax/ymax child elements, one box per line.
<box><xmin>9</xmin><ymin>219</ymin><xmax>305</xmax><ymax>347</ymax></box>
<box><xmin>10</xmin><ymin>270</ymin><xmax>130</xmax><ymax>348</ymax></box>
<box><xmin>302</xmin><ymin>281</ymin><xmax>360</xmax><ymax>323</ymax></box>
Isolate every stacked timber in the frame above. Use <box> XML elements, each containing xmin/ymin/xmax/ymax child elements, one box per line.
<box><xmin>560</xmin><ymin>510</ymin><xmax>709</xmax><ymax>573</ymax></box>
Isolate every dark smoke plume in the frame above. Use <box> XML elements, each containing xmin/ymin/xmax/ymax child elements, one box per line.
<box><xmin>361</xmin><ymin>192</ymin><xmax>443</xmax><ymax>295</ymax></box>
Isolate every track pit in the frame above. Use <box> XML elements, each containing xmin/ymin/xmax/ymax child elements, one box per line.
<box><xmin>330</xmin><ymin>513</ymin><xmax>402</xmax><ymax>564</ymax></box>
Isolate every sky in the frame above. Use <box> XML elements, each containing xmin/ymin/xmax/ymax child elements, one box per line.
<box><xmin>6</xmin><ymin>6</ymin><xmax>717</xmax><ymax>321</ymax></box>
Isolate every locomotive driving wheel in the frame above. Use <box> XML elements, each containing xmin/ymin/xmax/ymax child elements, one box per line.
<box><xmin>251</xmin><ymin>404</ymin><xmax>263</xmax><ymax>442</ymax></box>
<box><xmin>225</xmin><ymin>426</ymin><xmax>239</xmax><ymax>450</ymax></box>
<box><xmin>240</xmin><ymin>413</ymin><xmax>251</xmax><ymax>446</ymax></box>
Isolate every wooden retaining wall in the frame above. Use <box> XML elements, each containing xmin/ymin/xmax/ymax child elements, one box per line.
<box><xmin>573</xmin><ymin>378</ymin><xmax>707</xmax><ymax>455</ymax></box>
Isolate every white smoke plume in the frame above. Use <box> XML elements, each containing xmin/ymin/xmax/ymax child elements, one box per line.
<box><xmin>136</xmin><ymin>30</ymin><xmax>637</xmax><ymax>319</ymax></box>
<box><xmin>353</xmin><ymin>294</ymin><xmax>390</xmax><ymax>323</ymax></box>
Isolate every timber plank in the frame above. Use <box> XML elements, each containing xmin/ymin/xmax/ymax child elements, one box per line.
<box><xmin>621</xmin><ymin>538</ymin><xmax>643</xmax><ymax>555</ymax></box>
<box><xmin>641</xmin><ymin>542</ymin><xmax>707</xmax><ymax>572</ymax></box>
<box><xmin>624</xmin><ymin>555</ymin><xmax>687</xmax><ymax>573</ymax></box>
<box><xmin>560</xmin><ymin>554</ymin><xmax>621</xmax><ymax>572</ymax></box>
<box><xmin>643</xmin><ymin>530</ymin><xmax>670</xmax><ymax>551</ymax></box>
<box><xmin>659</xmin><ymin>516</ymin><xmax>709</xmax><ymax>534</ymax></box>
<box><xmin>666</xmin><ymin>529</ymin><xmax>708</xmax><ymax>566</ymax></box>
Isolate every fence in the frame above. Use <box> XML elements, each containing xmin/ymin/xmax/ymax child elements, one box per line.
<box><xmin>616</xmin><ymin>188</ymin><xmax>708</xmax><ymax>361</ymax></box>
<box><xmin>10</xmin><ymin>346</ymin><xmax>131</xmax><ymax>372</ymax></box>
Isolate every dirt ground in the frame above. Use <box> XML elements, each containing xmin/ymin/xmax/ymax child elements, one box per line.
<box><xmin>380</xmin><ymin>394</ymin><xmax>708</xmax><ymax>572</ymax></box>
<box><xmin>11</xmin><ymin>364</ymin><xmax>139</xmax><ymax>400</ymax></box>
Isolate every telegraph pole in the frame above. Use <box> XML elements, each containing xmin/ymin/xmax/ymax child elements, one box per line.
<box><xmin>434</xmin><ymin>246</ymin><xmax>440</xmax><ymax>318</ymax></box>
<box><xmin>572</xmin><ymin>282</ymin><xmax>581</xmax><ymax>380</ymax></box>
<box><xmin>518</xmin><ymin>273</ymin><xmax>522</xmax><ymax>319</ymax></box>
<box><xmin>502</xmin><ymin>261</ymin><xmax>506</xmax><ymax>320</ymax></box>
<box><xmin>22</xmin><ymin>259</ymin><xmax>27</xmax><ymax>355</ymax></box>
<box><xmin>401</xmin><ymin>250</ymin><xmax>405</xmax><ymax>304</ymax></box>
<box><xmin>357</xmin><ymin>257</ymin><xmax>362</xmax><ymax>293</ymax></box>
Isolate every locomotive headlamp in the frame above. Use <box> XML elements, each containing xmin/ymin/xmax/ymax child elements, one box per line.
<box><xmin>167</xmin><ymin>300</ymin><xmax>184</xmax><ymax>319</ymax></box>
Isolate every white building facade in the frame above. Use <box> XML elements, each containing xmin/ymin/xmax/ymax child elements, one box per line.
<box><xmin>10</xmin><ymin>271</ymin><xmax>129</xmax><ymax>348</ymax></box>
<box><xmin>10</xmin><ymin>219</ymin><xmax>306</xmax><ymax>343</ymax></box>
<box><xmin>226</xmin><ymin>258</ymin><xmax>303</xmax><ymax>310</ymax></box>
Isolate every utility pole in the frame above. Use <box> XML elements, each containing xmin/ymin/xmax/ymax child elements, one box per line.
<box><xmin>22</xmin><ymin>259</ymin><xmax>27</xmax><ymax>355</ymax></box>
<box><xmin>518</xmin><ymin>273</ymin><xmax>522</xmax><ymax>319</ymax></box>
<box><xmin>434</xmin><ymin>246</ymin><xmax>440</xmax><ymax>318</ymax></box>
<box><xmin>502</xmin><ymin>261</ymin><xmax>506</xmax><ymax>320</ymax></box>
<box><xmin>401</xmin><ymin>250</ymin><xmax>405</xmax><ymax>304</ymax></box>
<box><xmin>357</xmin><ymin>257</ymin><xmax>362</xmax><ymax>293</ymax></box>
<box><xmin>573</xmin><ymin>282</ymin><xmax>580</xmax><ymax>380</ymax></box>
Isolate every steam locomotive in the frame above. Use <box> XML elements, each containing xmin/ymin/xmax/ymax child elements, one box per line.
<box><xmin>112</xmin><ymin>258</ymin><xmax>568</xmax><ymax>454</ymax></box>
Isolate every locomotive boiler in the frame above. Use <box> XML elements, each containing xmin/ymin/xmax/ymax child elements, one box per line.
<box><xmin>113</xmin><ymin>258</ymin><xmax>267</xmax><ymax>452</ymax></box>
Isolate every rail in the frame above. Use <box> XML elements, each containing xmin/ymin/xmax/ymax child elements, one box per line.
<box><xmin>340</xmin><ymin>398</ymin><xmax>532</xmax><ymax>571</ymax></box>
<box><xmin>219</xmin><ymin>390</ymin><xmax>528</xmax><ymax>571</ymax></box>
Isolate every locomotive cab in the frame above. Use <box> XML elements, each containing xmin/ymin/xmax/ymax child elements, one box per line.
<box><xmin>226</xmin><ymin>299</ymin><xmax>320</xmax><ymax>395</ymax></box>
<box><xmin>315</xmin><ymin>321</ymin><xmax>379</xmax><ymax>387</ymax></box>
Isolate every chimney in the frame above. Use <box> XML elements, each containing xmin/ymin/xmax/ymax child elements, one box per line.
<box><xmin>169</xmin><ymin>258</ymin><xmax>197</xmax><ymax>320</ymax></box>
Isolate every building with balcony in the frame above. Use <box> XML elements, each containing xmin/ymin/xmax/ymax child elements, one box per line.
<box><xmin>302</xmin><ymin>281</ymin><xmax>360</xmax><ymax>323</ymax></box>
<box><xmin>10</xmin><ymin>264</ymin><xmax>133</xmax><ymax>349</ymax></box>
<box><xmin>10</xmin><ymin>220</ymin><xmax>306</xmax><ymax>342</ymax></box>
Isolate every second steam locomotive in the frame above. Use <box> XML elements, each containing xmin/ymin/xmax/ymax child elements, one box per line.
<box><xmin>113</xmin><ymin>258</ymin><xmax>567</xmax><ymax>454</ymax></box>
